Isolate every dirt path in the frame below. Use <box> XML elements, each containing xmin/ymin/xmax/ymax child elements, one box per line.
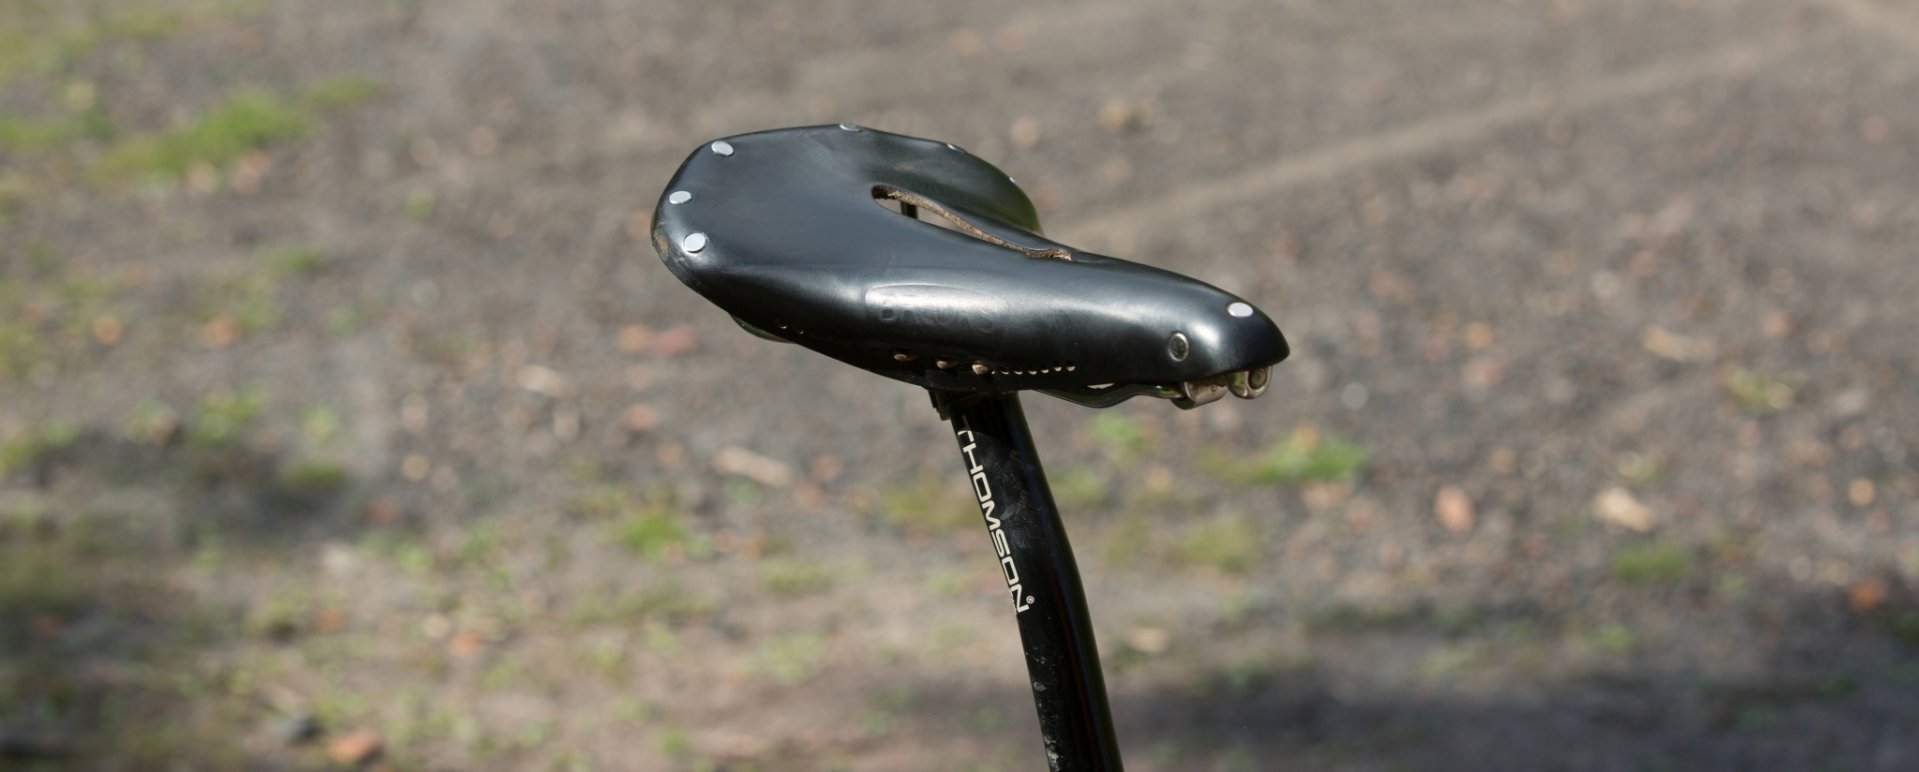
<box><xmin>2</xmin><ymin>0</ymin><xmax>1916</xmax><ymax>769</ymax></box>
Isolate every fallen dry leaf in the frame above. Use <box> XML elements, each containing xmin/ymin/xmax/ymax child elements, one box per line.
<box><xmin>712</xmin><ymin>446</ymin><xmax>795</xmax><ymax>488</ymax></box>
<box><xmin>1435</xmin><ymin>485</ymin><xmax>1475</xmax><ymax>534</ymax></box>
<box><xmin>327</xmin><ymin>729</ymin><xmax>382</xmax><ymax>765</ymax></box>
<box><xmin>1125</xmin><ymin>626</ymin><xmax>1171</xmax><ymax>655</ymax></box>
<box><xmin>1593</xmin><ymin>486</ymin><xmax>1654</xmax><ymax>532</ymax></box>
<box><xmin>449</xmin><ymin>629</ymin><xmax>485</xmax><ymax>658</ymax></box>
<box><xmin>1849</xmin><ymin>578</ymin><xmax>1888</xmax><ymax>614</ymax></box>
<box><xmin>200</xmin><ymin>315</ymin><xmax>240</xmax><ymax>347</ymax></box>
<box><xmin>362</xmin><ymin>497</ymin><xmax>403</xmax><ymax>525</ymax></box>
<box><xmin>309</xmin><ymin>607</ymin><xmax>348</xmax><ymax>635</ymax></box>
<box><xmin>648</xmin><ymin>325</ymin><xmax>699</xmax><ymax>357</ymax></box>
<box><xmin>1642</xmin><ymin>325</ymin><xmax>1715</xmax><ymax>362</ymax></box>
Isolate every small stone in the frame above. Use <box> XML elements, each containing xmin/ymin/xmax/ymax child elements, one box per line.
<box><xmin>466</xmin><ymin>126</ymin><xmax>500</xmax><ymax>156</ymax></box>
<box><xmin>1593</xmin><ymin>487</ymin><xmax>1654</xmax><ymax>532</ymax></box>
<box><xmin>1861</xmin><ymin>115</ymin><xmax>1891</xmax><ymax>144</ymax></box>
<box><xmin>622</xmin><ymin>403</ymin><xmax>660</xmax><ymax>432</ymax></box>
<box><xmin>1849</xmin><ymin>478</ymin><xmax>1876</xmax><ymax>507</ymax></box>
<box><xmin>617</xmin><ymin>324</ymin><xmax>651</xmax><ymax>353</ymax></box>
<box><xmin>1124</xmin><ymin>626</ymin><xmax>1170</xmax><ymax>655</ymax></box>
<box><xmin>1098</xmin><ymin>99</ymin><xmax>1148</xmax><ymax>134</ymax></box>
<box><xmin>91</xmin><ymin>315</ymin><xmax>123</xmax><ymax>345</ymax></box>
<box><xmin>269</xmin><ymin>713</ymin><xmax>321</xmax><ymax>746</ymax></box>
<box><xmin>400</xmin><ymin>455</ymin><xmax>431</xmax><ymax>481</ymax></box>
<box><xmin>1462</xmin><ymin>323</ymin><xmax>1495</xmax><ymax>351</ymax></box>
<box><xmin>949</xmin><ymin>28</ymin><xmax>985</xmax><ymax>57</ymax></box>
<box><xmin>516</xmin><ymin>365</ymin><xmax>573</xmax><ymax>397</ymax></box>
<box><xmin>1461</xmin><ymin>356</ymin><xmax>1505</xmax><ymax>390</ymax></box>
<box><xmin>1434</xmin><ymin>486</ymin><xmax>1475</xmax><ymax>534</ymax></box>
<box><xmin>420</xmin><ymin>614</ymin><xmax>453</xmax><ymax>640</ymax></box>
<box><xmin>1009</xmin><ymin>117</ymin><xmax>1042</xmax><ymax>150</ymax></box>
<box><xmin>326</xmin><ymin>729</ymin><xmax>382</xmax><ymax>765</ymax></box>
<box><xmin>809</xmin><ymin>454</ymin><xmax>845</xmax><ymax>483</ymax></box>
<box><xmin>1761</xmin><ymin>312</ymin><xmax>1793</xmax><ymax>339</ymax></box>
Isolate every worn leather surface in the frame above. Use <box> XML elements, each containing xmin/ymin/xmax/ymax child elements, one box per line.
<box><xmin>652</xmin><ymin>124</ymin><xmax>1287</xmax><ymax>394</ymax></box>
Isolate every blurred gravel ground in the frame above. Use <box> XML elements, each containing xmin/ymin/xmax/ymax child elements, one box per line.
<box><xmin>2</xmin><ymin>0</ymin><xmax>1917</xmax><ymax>769</ymax></box>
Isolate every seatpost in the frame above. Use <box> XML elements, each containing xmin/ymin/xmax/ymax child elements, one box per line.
<box><xmin>933</xmin><ymin>390</ymin><xmax>1123</xmax><ymax>771</ymax></box>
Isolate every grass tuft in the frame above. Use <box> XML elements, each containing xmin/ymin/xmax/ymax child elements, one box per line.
<box><xmin>1206</xmin><ymin>428</ymin><xmax>1368</xmax><ymax>487</ymax></box>
<box><xmin>757</xmin><ymin>633</ymin><xmax>829</xmax><ymax>685</ymax></box>
<box><xmin>1172</xmin><ymin>513</ymin><xmax>1262</xmax><ymax>575</ymax></box>
<box><xmin>1611</xmin><ymin>543</ymin><xmax>1694</xmax><ymax>585</ymax></box>
<box><xmin>1720</xmin><ymin>365</ymin><xmax>1793</xmax><ymax>415</ymax></box>
<box><xmin>99</xmin><ymin>89</ymin><xmax>311</xmax><ymax>181</ymax></box>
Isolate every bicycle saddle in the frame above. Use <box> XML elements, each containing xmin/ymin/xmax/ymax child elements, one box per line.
<box><xmin>651</xmin><ymin>124</ymin><xmax>1288</xmax><ymax>408</ymax></box>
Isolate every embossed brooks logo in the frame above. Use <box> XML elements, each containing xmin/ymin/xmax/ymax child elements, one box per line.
<box><xmin>956</xmin><ymin>419</ymin><xmax>1035</xmax><ymax>614</ymax></box>
<box><xmin>866</xmin><ymin>284</ymin><xmax>999</xmax><ymax>334</ymax></box>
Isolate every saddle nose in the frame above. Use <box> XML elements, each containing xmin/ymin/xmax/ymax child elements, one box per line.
<box><xmin>651</xmin><ymin>124</ymin><xmax>1288</xmax><ymax>408</ymax></box>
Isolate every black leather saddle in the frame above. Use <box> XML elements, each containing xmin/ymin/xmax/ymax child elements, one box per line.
<box><xmin>651</xmin><ymin>124</ymin><xmax>1288</xmax><ymax>408</ymax></box>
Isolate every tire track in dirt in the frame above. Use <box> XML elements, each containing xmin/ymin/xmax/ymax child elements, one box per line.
<box><xmin>1817</xmin><ymin>0</ymin><xmax>1919</xmax><ymax>51</ymax></box>
<box><xmin>1053</xmin><ymin>29</ymin><xmax>1840</xmax><ymax>244</ymax></box>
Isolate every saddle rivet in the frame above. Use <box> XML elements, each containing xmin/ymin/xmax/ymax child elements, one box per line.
<box><xmin>971</xmin><ymin>363</ymin><xmax>991</xmax><ymax>375</ymax></box>
<box><xmin>935</xmin><ymin>358</ymin><xmax>958</xmax><ymax>370</ymax></box>
<box><xmin>682</xmin><ymin>232</ymin><xmax>709</xmax><ymax>253</ymax></box>
<box><xmin>839</xmin><ymin>123</ymin><xmax>863</xmax><ymax>132</ymax></box>
<box><xmin>1167</xmin><ymin>332</ymin><xmax>1190</xmax><ymax>361</ymax></box>
<box><xmin>893</xmin><ymin>352</ymin><xmax>916</xmax><ymax>362</ymax></box>
<box><xmin>946</xmin><ymin>143</ymin><xmax>962</xmax><ymax>152</ymax></box>
<box><xmin>710</xmin><ymin>140</ymin><xmax>734</xmax><ymax>156</ymax></box>
<box><xmin>667</xmin><ymin>190</ymin><xmax>692</xmax><ymax>205</ymax></box>
<box><xmin>1227</xmin><ymin>302</ymin><xmax>1253</xmax><ymax>318</ymax></box>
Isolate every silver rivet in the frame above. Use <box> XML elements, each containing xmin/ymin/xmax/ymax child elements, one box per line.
<box><xmin>710</xmin><ymin>140</ymin><xmax>734</xmax><ymax>156</ymax></box>
<box><xmin>1167</xmin><ymin>332</ymin><xmax>1190</xmax><ymax>361</ymax></box>
<box><xmin>839</xmin><ymin>123</ymin><xmax>862</xmax><ymax>132</ymax></box>
<box><xmin>667</xmin><ymin>190</ymin><xmax>692</xmax><ymax>205</ymax></box>
<box><xmin>935</xmin><ymin>358</ymin><xmax>958</xmax><ymax>370</ymax></box>
<box><xmin>946</xmin><ymin>143</ymin><xmax>962</xmax><ymax>152</ymax></box>
<box><xmin>1227</xmin><ymin>302</ymin><xmax>1254</xmax><ymax>318</ymax></box>
<box><xmin>1007</xmin><ymin>177</ymin><xmax>1019</xmax><ymax>186</ymax></box>
<box><xmin>682</xmin><ymin>232</ymin><xmax>708</xmax><ymax>253</ymax></box>
<box><xmin>971</xmin><ymin>363</ymin><xmax>991</xmax><ymax>375</ymax></box>
<box><xmin>893</xmin><ymin>352</ymin><xmax>916</xmax><ymax>362</ymax></box>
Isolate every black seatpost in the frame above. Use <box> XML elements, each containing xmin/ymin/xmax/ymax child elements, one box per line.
<box><xmin>933</xmin><ymin>390</ymin><xmax>1123</xmax><ymax>771</ymax></box>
